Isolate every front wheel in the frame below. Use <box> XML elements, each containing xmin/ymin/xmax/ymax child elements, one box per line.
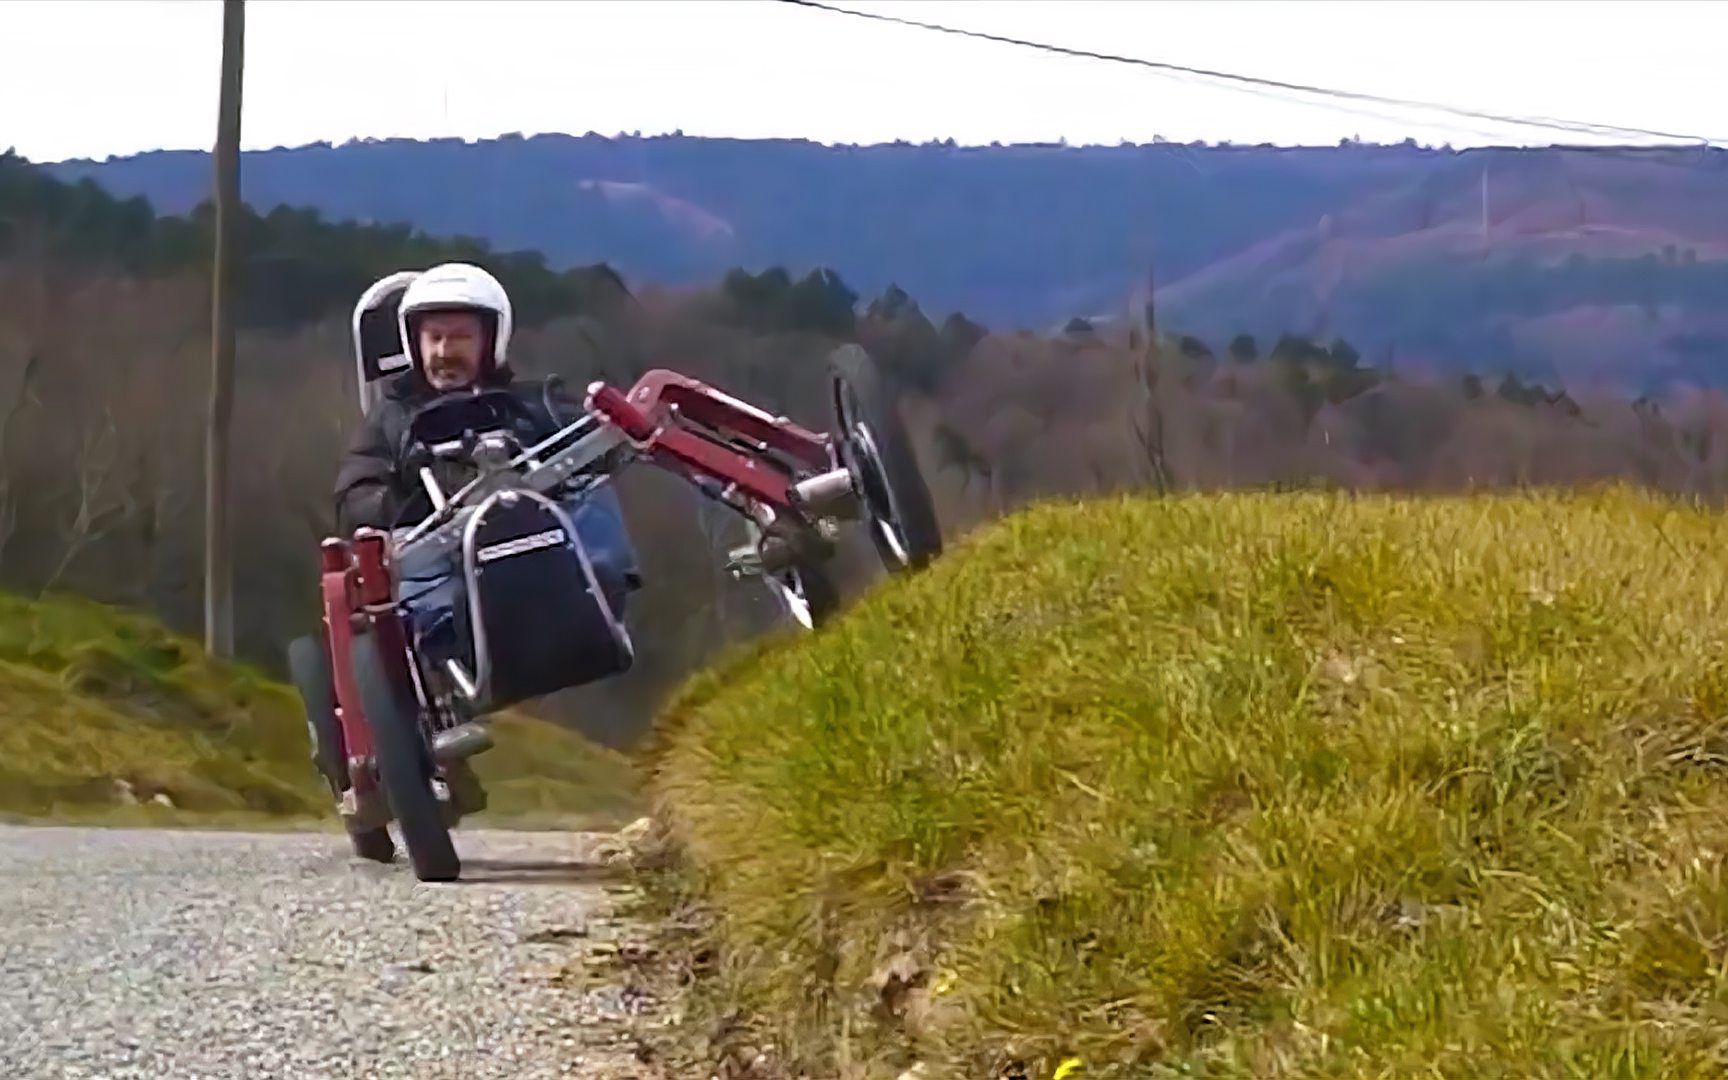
<box><xmin>349</xmin><ymin>629</ymin><xmax>460</xmax><ymax>883</ymax></box>
<box><xmin>829</xmin><ymin>344</ymin><xmax>943</xmax><ymax>572</ymax></box>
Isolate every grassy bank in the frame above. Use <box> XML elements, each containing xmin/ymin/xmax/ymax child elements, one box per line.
<box><xmin>0</xmin><ymin>591</ymin><xmax>640</xmax><ymax>829</ymax></box>
<box><xmin>647</xmin><ymin>485</ymin><xmax>1728</xmax><ymax>1078</ymax></box>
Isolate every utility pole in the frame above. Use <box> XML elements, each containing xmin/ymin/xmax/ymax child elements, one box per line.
<box><xmin>206</xmin><ymin>0</ymin><xmax>244</xmax><ymax>657</ymax></box>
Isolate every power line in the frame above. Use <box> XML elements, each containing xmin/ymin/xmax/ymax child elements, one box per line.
<box><xmin>777</xmin><ymin>0</ymin><xmax>1728</xmax><ymax>148</ymax></box>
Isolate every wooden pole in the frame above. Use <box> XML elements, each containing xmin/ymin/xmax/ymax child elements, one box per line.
<box><xmin>206</xmin><ymin>0</ymin><xmax>244</xmax><ymax>656</ymax></box>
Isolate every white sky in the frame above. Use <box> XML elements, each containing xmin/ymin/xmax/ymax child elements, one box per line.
<box><xmin>4</xmin><ymin>0</ymin><xmax>1726</xmax><ymax>164</ymax></box>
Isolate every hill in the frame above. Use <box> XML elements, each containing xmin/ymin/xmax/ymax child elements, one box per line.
<box><xmin>0</xmin><ymin>589</ymin><xmax>641</xmax><ymax>829</ymax></box>
<box><xmin>44</xmin><ymin>135</ymin><xmax>1728</xmax><ymax>389</ymax></box>
<box><xmin>645</xmin><ymin>485</ymin><xmax>1728</xmax><ymax>1077</ymax></box>
<box><xmin>42</xmin><ymin>134</ymin><xmax>1395</xmax><ymax>325</ymax></box>
<box><xmin>1159</xmin><ymin>147</ymin><xmax>1728</xmax><ymax>393</ymax></box>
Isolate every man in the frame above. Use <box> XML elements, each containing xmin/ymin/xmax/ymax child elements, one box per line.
<box><xmin>336</xmin><ymin>261</ymin><xmax>549</xmax><ymax>534</ymax></box>
<box><xmin>326</xmin><ymin>263</ymin><xmax>532</xmax><ymax>837</ymax></box>
<box><xmin>320</xmin><ymin>262</ymin><xmax>637</xmax><ymax>835</ymax></box>
<box><xmin>334</xmin><ymin>260</ymin><xmax>640</xmax><ymax>591</ymax></box>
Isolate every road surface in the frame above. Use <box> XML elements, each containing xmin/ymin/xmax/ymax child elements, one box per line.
<box><xmin>0</xmin><ymin>824</ymin><xmax>666</xmax><ymax>1079</ymax></box>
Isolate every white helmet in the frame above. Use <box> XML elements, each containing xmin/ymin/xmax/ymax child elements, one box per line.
<box><xmin>397</xmin><ymin>261</ymin><xmax>514</xmax><ymax>379</ymax></box>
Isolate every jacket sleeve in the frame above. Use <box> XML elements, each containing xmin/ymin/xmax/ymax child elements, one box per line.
<box><xmin>333</xmin><ymin>411</ymin><xmax>405</xmax><ymax>536</ymax></box>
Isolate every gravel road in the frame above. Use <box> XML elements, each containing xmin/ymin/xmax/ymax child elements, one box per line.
<box><xmin>0</xmin><ymin>824</ymin><xmax>668</xmax><ymax>1080</ymax></box>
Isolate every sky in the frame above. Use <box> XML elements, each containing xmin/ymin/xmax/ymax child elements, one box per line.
<box><xmin>4</xmin><ymin>0</ymin><xmax>1726</xmax><ymax>164</ymax></box>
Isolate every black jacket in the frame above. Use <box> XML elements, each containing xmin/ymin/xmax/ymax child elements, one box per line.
<box><xmin>333</xmin><ymin>367</ymin><xmax>583</xmax><ymax>535</ymax></box>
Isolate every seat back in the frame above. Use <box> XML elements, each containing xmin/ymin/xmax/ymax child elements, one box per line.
<box><xmin>351</xmin><ymin>270</ymin><xmax>422</xmax><ymax>417</ymax></box>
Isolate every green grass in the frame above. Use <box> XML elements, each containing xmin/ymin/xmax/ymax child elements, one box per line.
<box><xmin>473</xmin><ymin>712</ymin><xmax>644</xmax><ymax>829</ymax></box>
<box><xmin>0</xmin><ymin>590</ymin><xmax>641</xmax><ymax>829</ymax></box>
<box><xmin>647</xmin><ymin>484</ymin><xmax>1728</xmax><ymax>1078</ymax></box>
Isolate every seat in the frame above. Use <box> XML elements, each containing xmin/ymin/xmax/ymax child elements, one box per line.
<box><xmin>351</xmin><ymin>269</ymin><xmax>422</xmax><ymax>418</ymax></box>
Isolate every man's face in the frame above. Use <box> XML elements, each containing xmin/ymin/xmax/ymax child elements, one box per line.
<box><xmin>417</xmin><ymin>310</ymin><xmax>486</xmax><ymax>390</ymax></box>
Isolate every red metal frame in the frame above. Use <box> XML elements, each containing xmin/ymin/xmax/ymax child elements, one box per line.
<box><xmin>316</xmin><ymin>367</ymin><xmax>841</xmax><ymax>810</ymax></box>
<box><xmin>620</xmin><ymin>369</ymin><xmax>833</xmax><ymax>469</ymax></box>
<box><xmin>587</xmin><ymin>369</ymin><xmax>836</xmax><ymax>514</ymax></box>
<box><xmin>318</xmin><ymin>538</ymin><xmax>375</xmax><ymax>797</ymax></box>
<box><xmin>317</xmin><ymin>530</ymin><xmax>422</xmax><ymax>799</ymax></box>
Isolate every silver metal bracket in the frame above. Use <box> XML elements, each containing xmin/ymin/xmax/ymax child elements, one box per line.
<box><xmin>444</xmin><ymin>658</ymin><xmax>481</xmax><ymax>702</ymax></box>
<box><xmin>433</xmin><ymin>721</ymin><xmax>495</xmax><ymax>762</ymax></box>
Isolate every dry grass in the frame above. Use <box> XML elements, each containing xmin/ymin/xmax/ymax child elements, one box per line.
<box><xmin>0</xmin><ymin>590</ymin><xmax>642</xmax><ymax>829</ymax></box>
<box><xmin>647</xmin><ymin>484</ymin><xmax>1728</xmax><ymax>1078</ymax></box>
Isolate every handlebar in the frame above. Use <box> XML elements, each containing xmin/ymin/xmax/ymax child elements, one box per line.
<box><xmin>394</xmin><ymin>407</ymin><xmax>625</xmax><ymax>550</ymax></box>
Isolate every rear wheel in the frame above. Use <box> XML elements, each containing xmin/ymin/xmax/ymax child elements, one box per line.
<box><xmin>349</xmin><ymin>629</ymin><xmax>460</xmax><ymax>883</ymax></box>
<box><xmin>288</xmin><ymin>633</ymin><xmax>394</xmax><ymax>864</ymax></box>
<box><xmin>829</xmin><ymin>344</ymin><xmax>943</xmax><ymax>572</ymax></box>
<box><xmin>287</xmin><ymin>634</ymin><xmax>344</xmax><ymax>791</ymax></box>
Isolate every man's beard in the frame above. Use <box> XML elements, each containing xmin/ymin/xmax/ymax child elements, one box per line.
<box><xmin>426</xmin><ymin>360</ymin><xmax>476</xmax><ymax>389</ymax></box>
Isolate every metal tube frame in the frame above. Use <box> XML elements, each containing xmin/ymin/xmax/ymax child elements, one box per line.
<box><xmin>445</xmin><ymin>486</ymin><xmax>636</xmax><ymax>709</ymax></box>
<box><xmin>324</xmin><ymin>365</ymin><xmax>862</xmax><ymax>776</ymax></box>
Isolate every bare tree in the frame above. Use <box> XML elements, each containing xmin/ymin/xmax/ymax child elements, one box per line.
<box><xmin>0</xmin><ymin>352</ymin><xmax>41</xmax><ymax>564</ymax></box>
<box><xmin>205</xmin><ymin>0</ymin><xmax>244</xmax><ymax>656</ymax></box>
<box><xmin>39</xmin><ymin>412</ymin><xmax>136</xmax><ymax>595</ymax></box>
<box><xmin>1128</xmin><ymin>267</ymin><xmax>1172</xmax><ymax>494</ymax></box>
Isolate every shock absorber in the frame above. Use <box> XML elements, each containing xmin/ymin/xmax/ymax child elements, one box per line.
<box><xmin>790</xmin><ymin>466</ymin><xmax>858</xmax><ymax>517</ymax></box>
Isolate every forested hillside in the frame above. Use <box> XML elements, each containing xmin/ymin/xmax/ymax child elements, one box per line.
<box><xmin>47</xmin><ymin>134</ymin><xmax>1728</xmax><ymax>390</ymax></box>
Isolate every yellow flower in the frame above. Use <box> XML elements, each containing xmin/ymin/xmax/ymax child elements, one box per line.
<box><xmin>1052</xmin><ymin>1057</ymin><xmax>1083</xmax><ymax>1079</ymax></box>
